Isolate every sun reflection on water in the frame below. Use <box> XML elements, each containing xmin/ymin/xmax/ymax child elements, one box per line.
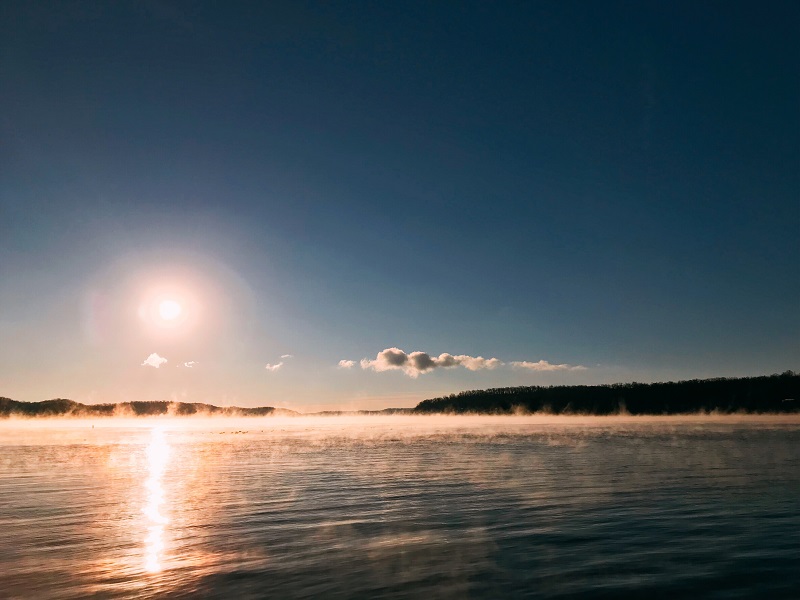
<box><xmin>143</xmin><ymin>426</ymin><xmax>170</xmax><ymax>573</ymax></box>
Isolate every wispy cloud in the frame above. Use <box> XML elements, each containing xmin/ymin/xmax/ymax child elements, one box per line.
<box><xmin>183</xmin><ymin>361</ymin><xmax>197</xmax><ymax>368</ymax></box>
<box><xmin>265</xmin><ymin>362</ymin><xmax>283</xmax><ymax>372</ymax></box>
<box><xmin>280</xmin><ymin>354</ymin><xmax>294</xmax><ymax>359</ymax></box>
<box><xmin>141</xmin><ymin>353</ymin><xmax>168</xmax><ymax>368</ymax></box>
<box><xmin>338</xmin><ymin>359</ymin><xmax>356</xmax><ymax>369</ymax></box>
<box><xmin>511</xmin><ymin>360</ymin><xmax>586</xmax><ymax>371</ymax></box>
<box><xmin>355</xmin><ymin>348</ymin><xmax>503</xmax><ymax>378</ymax></box>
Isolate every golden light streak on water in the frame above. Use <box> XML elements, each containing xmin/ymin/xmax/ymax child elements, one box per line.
<box><xmin>143</xmin><ymin>426</ymin><xmax>170</xmax><ymax>573</ymax></box>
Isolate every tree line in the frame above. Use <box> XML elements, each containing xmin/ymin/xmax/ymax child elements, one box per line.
<box><xmin>414</xmin><ymin>372</ymin><xmax>800</xmax><ymax>415</ymax></box>
<box><xmin>0</xmin><ymin>398</ymin><xmax>296</xmax><ymax>418</ymax></box>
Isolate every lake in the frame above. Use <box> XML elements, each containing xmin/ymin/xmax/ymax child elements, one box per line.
<box><xmin>1</xmin><ymin>415</ymin><xmax>798</xmax><ymax>599</ymax></box>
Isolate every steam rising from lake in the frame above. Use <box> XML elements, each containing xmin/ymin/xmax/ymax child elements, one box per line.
<box><xmin>4</xmin><ymin>412</ymin><xmax>799</xmax><ymax>434</ymax></box>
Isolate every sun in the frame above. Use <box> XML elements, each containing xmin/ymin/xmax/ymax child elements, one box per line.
<box><xmin>137</xmin><ymin>278</ymin><xmax>202</xmax><ymax>336</ymax></box>
<box><xmin>158</xmin><ymin>299</ymin><xmax>182</xmax><ymax>321</ymax></box>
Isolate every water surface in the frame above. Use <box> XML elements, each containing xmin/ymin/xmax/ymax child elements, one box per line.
<box><xmin>1</xmin><ymin>415</ymin><xmax>798</xmax><ymax>599</ymax></box>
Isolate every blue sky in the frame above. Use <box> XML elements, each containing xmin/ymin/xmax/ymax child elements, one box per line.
<box><xmin>1</xmin><ymin>1</ymin><xmax>798</xmax><ymax>409</ymax></box>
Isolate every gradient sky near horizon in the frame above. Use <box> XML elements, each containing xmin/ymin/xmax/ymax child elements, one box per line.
<box><xmin>1</xmin><ymin>1</ymin><xmax>798</xmax><ymax>410</ymax></box>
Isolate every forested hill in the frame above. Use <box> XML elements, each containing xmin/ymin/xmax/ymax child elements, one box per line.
<box><xmin>414</xmin><ymin>372</ymin><xmax>800</xmax><ymax>415</ymax></box>
<box><xmin>0</xmin><ymin>399</ymin><xmax>297</xmax><ymax>418</ymax></box>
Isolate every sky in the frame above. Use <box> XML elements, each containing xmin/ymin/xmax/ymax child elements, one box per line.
<box><xmin>1</xmin><ymin>1</ymin><xmax>798</xmax><ymax>410</ymax></box>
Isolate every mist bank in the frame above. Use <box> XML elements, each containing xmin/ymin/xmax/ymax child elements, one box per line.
<box><xmin>0</xmin><ymin>398</ymin><xmax>298</xmax><ymax>418</ymax></box>
<box><xmin>3</xmin><ymin>373</ymin><xmax>798</xmax><ymax>418</ymax></box>
<box><xmin>414</xmin><ymin>372</ymin><xmax>800</xmax><ymax>415</ymax></box>
<box><xmin>0</xmin><ymin>398</ymin><xmax>418</xmax><ymax>419</ymax></box>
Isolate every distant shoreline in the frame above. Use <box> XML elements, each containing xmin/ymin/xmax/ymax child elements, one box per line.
<box><xmin>2</xmin><ymin>372</ymin><xmax>798</xmax><ymax>418</ymax></box>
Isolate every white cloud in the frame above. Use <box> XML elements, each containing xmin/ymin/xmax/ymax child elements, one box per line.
<box><xmin>280</xmin><ymin>354</ymin><xmax>294</xmax><ymax>359</ymax></box>
<box><xmin>183</xmin><ymin>361</ymin><xmax>197</xmax><ymax>368</ymax></box>
<box><xmin>355</xmin><ymin>348</ymin><xmax>504</xmax><ymax>378</ymax></box>
<box><xmin>450</xmin><ymin>355</ymin><xmax>503</xmax><ymax>371</ymax></box>
<box><xmin>511</xmin><ymin>360</ymin><xmax>586</xmax><ymax>371</ymax></box>
<box><xmin>347</xmin><ymin>348</ymin><xmax>587</xmax><ymax>377</ymax></box>
<box><xmin>141</xmin><ymin>353</ymin><xmax>168</xmax><ymax>368</ymax></box>
<box><xmin>265</xmin><ymin>362</ymin><xmax>283</xmax><ymax>372</ymax></box>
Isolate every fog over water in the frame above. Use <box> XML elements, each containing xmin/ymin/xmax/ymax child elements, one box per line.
<box><xmin>2</xmin><ymin>416</ymin><xmax>798</xmax><ymax>599</ymax></box>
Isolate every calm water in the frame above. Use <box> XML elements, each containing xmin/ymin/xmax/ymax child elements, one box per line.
<box><xmin>1</xmin><ymin>415</ymin><xmax>798</xmax><ymax>599</ymax></box>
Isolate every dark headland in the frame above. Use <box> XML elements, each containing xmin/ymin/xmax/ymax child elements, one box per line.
<box><xmin>415</xmin><ymin>372</ymin><xmax>799</xmax><ymax>415</ymax></box>
<box><xmin>1</xmin><ymin>372</ymin><xmax>798</xmax><ymax>418</ymax></box>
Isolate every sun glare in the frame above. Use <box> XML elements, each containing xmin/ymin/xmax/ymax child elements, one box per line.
<box><xmin>135</xmin><ymin>270</ymin><xmax>220</xmax><ymax>337</ymax></box>
<box><xmin>138</xmin><ymin>284</ymin><xmax>197</xmax><ymax>334</ymax></box>
<box><xmin>158</xmin><ymin>300</ymin><xmax>182</xmax><ymax>321</ymax></box>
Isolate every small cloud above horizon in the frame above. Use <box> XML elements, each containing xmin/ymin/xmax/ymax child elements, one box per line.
<box><xmin>265</xmin><ymin>362</ymin><xmax>283</xmax><ymax>372</ymax></box>
<box><xmin>338</xmin><ymin>359</ymin><xmax>356</xmax><ymax>369</ymax></box>
<box><xmin>280</xmin><ymin>354</ymin><xmax>293</xmax><ymax>359</ymax></box>
<box><xmin>183</xmin><ymin>361</ymin><xmax>197</xmax><ymax>368</ymax></box>
<box><xmin>141</xmin><ymin>353</ymin><xmax>168</xmax><ymax>368</ymax></box>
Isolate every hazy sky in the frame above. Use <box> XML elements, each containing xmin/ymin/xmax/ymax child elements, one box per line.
<box><xmin>1</xmin><ymin>1</ymin><xmax>798</xmax><ymax>409</ymax></box>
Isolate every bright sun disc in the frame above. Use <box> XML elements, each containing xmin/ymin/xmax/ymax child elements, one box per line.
<box><xmin>158</xmin><ymin>300</ymin><xmax>182</xmax><ymax>321</ymax></box>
